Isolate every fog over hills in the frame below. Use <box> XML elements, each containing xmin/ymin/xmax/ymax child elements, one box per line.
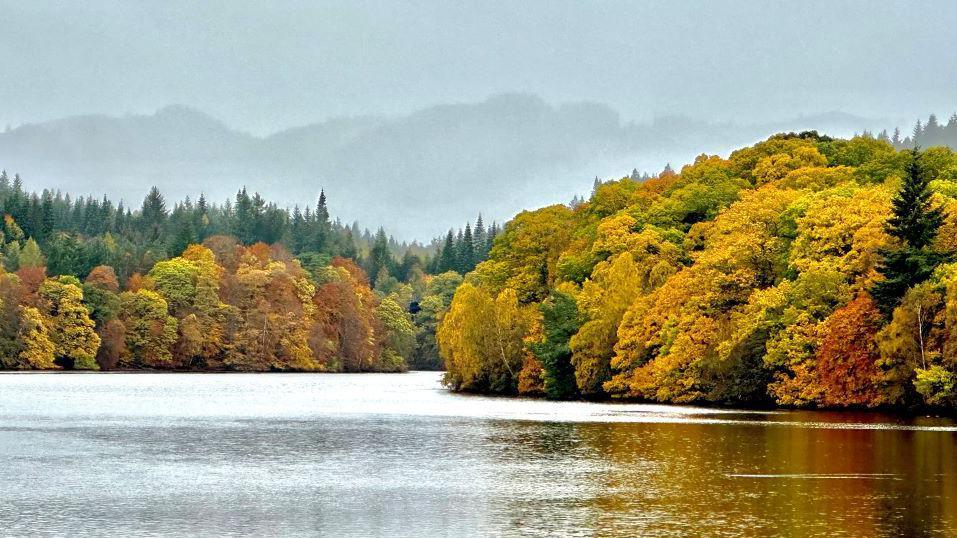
<box><xmin>0</xmin><ymin>94</ymin><xmax>886</xmax><ymax>240</ymax></box>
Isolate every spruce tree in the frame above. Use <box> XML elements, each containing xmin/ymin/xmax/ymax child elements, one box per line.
<box><xmin>290</xmin><ymin>206</ymin><xmax>305</xmax><ymax>253</ymax></box>
<box><xmin>458</xmin><ymin>223</ymin><xmax>474</xmax><ymax>273</ymax></box>
<box><xmin>141</xmin><ymin>186</ymin><xmax>168</xmax><ymax>243</ymax></box>
<box><xmin>438</xmin><ymin>230</ymin><xmax>456</xmax><ymax>273</ymax></box>
<box><xmin>486</xmin><ymin>222</ymin><xmax>499</xmax><ymax>254</ymax></box>
<box><xmin>39</xmin><ymin>191</ymin><xmax>55</xmax><ymax>243</ymax></box>
<box><xmin>194</xmin><ymin>193</ymin><xmax>208</xmax><ymax>241</ymax></box>
<box><xmin>886</xmin><ymin>148</ymin><xmax>943</xmax><ymax>249</ymax></box>
<box><xmin>453</xmin><ymin>229</ymin><xmax>464</xmax><ymax>272</ymax></box>
<box><xmin>873</xmin><ymin>147</ymin><xmax>947</xmax><ymax>315</ymax></box>
<box><xmin>473</xmin><ymin>215</ymin><xmax>486</xmax><ymax>262</ymax></box>
<box><xmin>314</xmin><ymin>190</ymin><xmax>331</xmax><ymax>253</ymax></box>
<box><xmin>0</xmin><ymin>170</ymin><xmax>9</xmax><ymax>200</ymax></box>
<box><xmin>367</xmin><ymin>228</ymin><xmax>392</xmax><ymax>281</ymax></box>
<box><xmin>233</xmin><ymin>187</ymin><xmax>254</xmax><ymax>244</ymax></box>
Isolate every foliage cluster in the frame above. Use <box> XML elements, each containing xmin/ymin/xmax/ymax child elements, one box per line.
<box><xmin>440</xmin><ymin>132</ymin><xmax>957</xmax><ymax>410</ymax></box>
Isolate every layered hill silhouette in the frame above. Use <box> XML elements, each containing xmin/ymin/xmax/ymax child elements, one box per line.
<box><xmin>0</xmin><ymin>94</ymin><xmax>882</xmax><ymax>239</ymax></box>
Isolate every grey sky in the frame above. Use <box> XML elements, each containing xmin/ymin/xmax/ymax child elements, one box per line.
<box><xmin>3</xmin><ymin>0</ymin><xmax>956</xmax><ymax>135</ymax></box>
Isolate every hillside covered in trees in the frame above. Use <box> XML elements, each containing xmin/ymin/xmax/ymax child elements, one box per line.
<box><xmin>0</xmin><ymin>174</ymin><xmax>491</xmax><ymax>372</ymax></box>
<box><xmin>438</xmin><ymin>132</ymin><xmax>957</xmax><ymax>411</ymax></box>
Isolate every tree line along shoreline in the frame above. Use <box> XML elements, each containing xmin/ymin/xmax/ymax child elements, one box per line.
<box><xmin>4</xmin><ymin>125</ymin><xmax>957</xmax><ymax>414</ymax></box>
<box><xmin>437</xmin><ymin>131</ymin><xmax>957</xmax><ymax>414</ymax></box>
<box><xmin>0</xmin><ymin>171</ymin><xmax>483</xmax><ymax>374</ymax></box>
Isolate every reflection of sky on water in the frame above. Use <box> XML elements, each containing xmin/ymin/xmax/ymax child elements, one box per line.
<box><xmin>1</xmin><ymin>371</ymin><xmax>955</xmax><ymax>536</ymax></box>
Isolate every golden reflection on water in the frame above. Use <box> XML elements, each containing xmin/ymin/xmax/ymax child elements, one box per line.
<box><xmin>504</xmin><ymin>419</ymin><xmax>957</xmax><ymax>536</ymax></box>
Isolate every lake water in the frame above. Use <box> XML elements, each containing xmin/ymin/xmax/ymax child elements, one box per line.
<box><xmin>1</xmin><ymin>371</ymin><xmax>955</xmax><ymax>536</ymax></box>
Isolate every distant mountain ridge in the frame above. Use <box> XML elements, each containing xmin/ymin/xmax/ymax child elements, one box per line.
<box><xmin>0</xmin><ymin>94</ymin><xmax>885</xmax><ymax>239</ymax></box>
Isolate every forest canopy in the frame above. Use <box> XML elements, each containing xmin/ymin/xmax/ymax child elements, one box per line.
<box><xmin>439</xmin><ymin>131</ymin><xmax>957</xmax><ymax>410</ymax></box>
<box><xmin>0</xmin><ymin>177</ymin><xmax>493</xmax><ymax>372</ymax></box>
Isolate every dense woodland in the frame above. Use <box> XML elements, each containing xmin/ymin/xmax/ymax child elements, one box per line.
<box><xmin>439</xmin><ymin>130</ymin><xmax>957</xmax><ymax>411</ymax></box>
<box><xmin>6</xmin><ymin>116</ymin><xmax>957</xmax><ymax>411</ymax></box>
<box><xmin>0</xmin><ymin>174</ymin><xmax>494</xmax><ymax>372</ymax></box>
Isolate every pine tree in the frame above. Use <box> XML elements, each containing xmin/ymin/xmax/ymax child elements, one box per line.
<box><xmin>438</xmin><ymin>230</ymin><xmax>456</xmax><ymax>273</ymax></box>
<box><xmin>233</xmin><ymin>187</ymin><xmax>254</xmax><ymax>244</ymax></box>
<box><xmin>99</xmin><ymin>196</ymin><xmax>114</xmax><ymax>235</ymax></box>
<box><xmin>873</xmin><ymin>147</ymin><xmax>947</xmax><ymax>315</ymax></box>
<box><xmin>473</xmin><ymin>214</ymin><xmax>486</xmax><ymax>262</ymax></box>
<box><xmin>367</xmin><ymin>228</ymin><xmax>392</xmax><ymax>281</ymax></box>
<box><xmin>486</xmin><ymin>222</ymin><xmax>499</xmax><ymax>254</ymax></box>
<box><xmin>140</xmin><ymin>186</ymin><xmax>168</xmax><ymax>243</ymax></box>
<box><xmin>314</xmin><ymin>190</ymin><xmax>331</xmax><ymax>253</ymax></box>
<box><xmin>453</xmin><ymin>229</ymin><xmax>464</xmax><ymax>272</ymax></box>
<box><xmin>886</xmin><ymin>148</ymin><xmax>943</xmax><ymax>249</ymax></box>
<box><xmin>926</xmin><ymin>114</ymin><xmax>940</xmax><ymax>140</ymax></box>
<box><xmin>0</xmin><ymin>170</ymin><xmax>9</xmax><ymax>200</ymax></box>
<box><xmin>458</xmin><ymin>223</ymin><xmax>475</xmax><ymax>273</ymax></box>
<box><xmin>290</xmin><ymin>206</ymin><xmax>305</xmax><ymax>253</ymax></box>
<box><xmin>39</xmin><ymin>191</ymin><xmax>55</xmax><ymax>243</ymax></box>
<box><xmin>193</xmin><ymin>193</ymin><xmax>208</xmax><ymax>241</ymax></box>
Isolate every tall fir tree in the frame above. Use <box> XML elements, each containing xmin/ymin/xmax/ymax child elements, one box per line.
<box><xmin>473</xmin><ymin>215</ymin><xmax>486</xmax><ymax>263</ymax></box>
<box><xmin>232</xmin><ymin>187</ymin><xmax>254</xmax><ymax>244</ymax></box>
<box><xmin>458</xmin><ymin>222</ymin><xmax>474</xmax><ymax>273</ymax></box>
<box><xmin>873</xmin><ymin>147</ymin><xmax>947</xmax><ymax>315</ymax></box>
<box><xmin>314</xmin><ymin>190</ymin><xmax>331</xmax><ymax>253</ymax></box>
<box><xmin>140</xmin><ymin>186</ymin><xmax>167</xmax><ymax>243</ymax></box>
<box><xmin>438</xmin><ymin>230</ymin><xmax>457</xmax><ymax>273</ymax></box>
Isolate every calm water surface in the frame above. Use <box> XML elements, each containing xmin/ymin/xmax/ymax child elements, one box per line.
<box><xmin>1</xmin><ymin>371</ymin><xmax>955</xmax><ymax>536</ymax></box>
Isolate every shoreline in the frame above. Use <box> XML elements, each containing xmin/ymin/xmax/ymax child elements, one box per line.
<box><xmin>2</xmin><ymin>369</ymin><xmax>952</xmax><ymax>419</ymax></box>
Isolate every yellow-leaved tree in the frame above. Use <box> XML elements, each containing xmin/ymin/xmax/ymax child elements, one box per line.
<box><xmin>438</xmin><ymin>283</ymin><xmax>537</xmax><ymax>393</ymax></box>
<box><xmin>38</xmin><ymin>276</ymin><xmax>100</xmax><ymax>370</ymax></box>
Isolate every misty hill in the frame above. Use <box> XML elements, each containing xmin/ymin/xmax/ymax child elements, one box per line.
<box><xmin>0</xmin><ymin>94</ymin><xmax>884</xmax><ymax>239</ymax></box>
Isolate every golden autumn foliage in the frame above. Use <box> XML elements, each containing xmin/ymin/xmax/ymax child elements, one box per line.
<box><xmin>16</xmin><ymin>305</ymin><xmax>55</xmax><ymax>369</ymax></box>
<box><xmin>438</xmin><ymin>133</ymin><xmax>957</xmax><ymax>410</ymax></box>
<box><xmin>38</xmin><ymin>276</ymin><xmax>100</xmax><ymax>370</ymax></box>
<box><xmin>438</xmin><ymin>283</ymin><xmax>539</xmax><ymax>393</ymax></box>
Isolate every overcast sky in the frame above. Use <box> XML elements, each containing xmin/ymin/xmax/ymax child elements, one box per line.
<box><xmin>2</xmin><ymin>0</ymin><xmax>957</xmax><ymax>135</ymax></box>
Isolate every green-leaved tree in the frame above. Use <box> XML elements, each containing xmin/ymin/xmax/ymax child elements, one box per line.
<box><xmin>531</xmin><ymin>291</ymin><xmax>582</xmax><ymax>399</ymax></box>
<box><xmin>873</xmin><ymin>147</ymin><xmax>947</xmax><ymax>315</ymax></box>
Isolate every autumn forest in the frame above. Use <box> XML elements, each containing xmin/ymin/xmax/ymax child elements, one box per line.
<box><xmin>4</xmin><ymin>120</ymin><xmax>957</xmax><ymax>412</ymax></box>
<box><xmin>440</xmin><ymin>124</ymin><xmax>957</xmax><ymax>412</ymax></box>
<box><xmin>0</xmin><ymin>175</ymin><xmax>486</xmax><ymax>374</ymax></box>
